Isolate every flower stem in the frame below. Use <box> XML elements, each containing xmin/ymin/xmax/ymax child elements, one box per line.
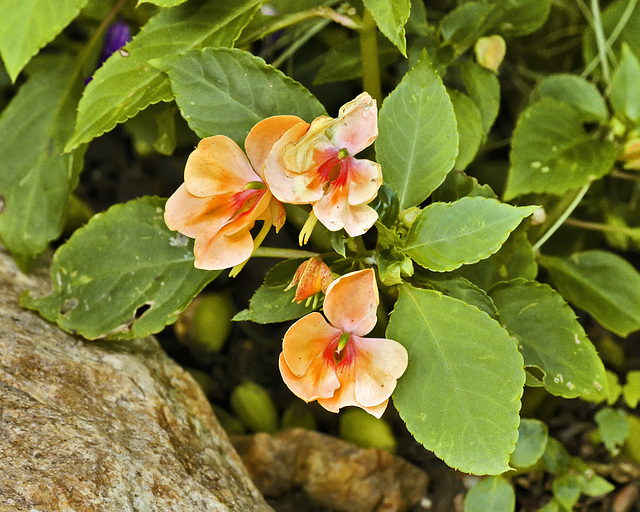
<box><xmin>564</xmin><ymin>218</ymin><xmax>640</xmax><ymax>237</ymax></box>
<box><xmin>591</xmin><ymin>0</ymin><xmax>611</xmax><ymax>85</ymax></box>
<box><xmin>252</xmin><ymin>247</ymin><xmax>320</xmax><ymax>259</ymax></box>
<box><xmin>359</xmin><ymin>9</ymin><xmax>382</xmax><ymax>105</ymax></box>
<box><xmin>532</xmin><ymin>184</ymin><xmax>590</xmax><ymax>253</ymax></box>
<box><xmin>77</xmin><ymin>0</ymin><xmax>128</xmax><ymax>70</ymax></box>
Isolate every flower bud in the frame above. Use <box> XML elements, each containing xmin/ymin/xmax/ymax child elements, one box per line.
<box><xmin>621</xmin><ymin>138</ymin><xmax>640</xmax><ymax>170</ymax></box>
<box><xmin>339</xmin><ymin>408</ymin><xmax>397</xmax><ymax>452</ymax></box>
<box><xmin>475</xmin><ymin>35</ymin><xmax>506</xmax><ymax>73</ymax></box>
<box><xmin>281</xmin><ymin>403</ymin><xmax>317</xmax><ymax>430</ymax></box>
<box><xmin>230</xmin><ymin>381</ymin><xmax>279</xmax><ymax>434</ymax></box>
<box><xmin>285</xmin><ymin>257</ymin><xmax>333</xmax><ymax>303</ymax></box>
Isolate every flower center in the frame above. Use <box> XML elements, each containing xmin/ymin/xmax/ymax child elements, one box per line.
<box><xmin>325</xmin><ymin>332</ymin><xmax>355</xmax><ymax>368</ymax></box>
<box><xmin>229</xmin><ymin>186</ymin><xmax>264</xmax><ymax>220</ymax></box>
<box><xmin>311</xmin><ymin>148</ymin><xmax>351</xmax><ymax>192</ymax></box>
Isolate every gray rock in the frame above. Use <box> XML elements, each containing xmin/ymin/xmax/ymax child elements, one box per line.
<box><xmin>0</xmin><ymin>247</ymin><xmax>272</xmax><ymax>512</ymax></box>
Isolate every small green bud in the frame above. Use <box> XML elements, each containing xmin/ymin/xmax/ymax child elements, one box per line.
<box><xmin>399</xmin><ymin>206</ymin><xmax>421</xmax><ymax>228</ymax></box>
<box><xmin>281</xmin><ymin>403</ymin><xmax>317</xmax><ymax>430</ymax></box>
<box><xmin>339</xmin><ymin>408</ymin><xmax>397</xmax><ymax>452</ymax></box>
<box><xmin>174</xmin><ymin>293</ymin><xmax>235</xmax><ymax>354</ymax></box>
<box><xmin>230</xmin><ymin>381</ymin><xmax>279</xmax><ymax>434</ymax></box>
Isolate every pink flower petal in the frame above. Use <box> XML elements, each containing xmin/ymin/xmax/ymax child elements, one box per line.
<box><xmin>312</xmin><ymin>192</ymin><xmax>378</xmax><ymax>237</ymax></box>
<box><xmin>352</xmin><ymin>336</ymin><xmax>408</xmax><ymax>407</ymax></box>
<box><xmin>164</xmin><ymin>183</ymin><xmax>233</xmax><ymax>238</ymax></box>
<box><xmin>263</xmin><ymin>122</ymin><xmax>324</xmax><ymax>204</ymax></box>
<box><xmin>282</xmin><ymin>312</ymin><xmax>342</xmax><ymax>376</ymax></box>
<box><xmin>184</xmin><ymin>136</ymin><xmax>259</xmax><ymax>198</ymax></box>
<box><xmin>331</xmin><ymin>92</ymin><xmax>378</xmax><ymax>156</ymax></box>
<box><xmin>279</xmin><ymin>353</ymin><xmax>340</xmax><ymax>402</ymax></box>
<box><xmin>193</xmin><ymin>222</ymin><xmax>255</xmax><ymax>270</ymax></box>
<box><xmin>323</xmin><ymin>269</ymin><xmax>379</xmax><ymax>336</ymax></box>
<box><xmin>346</xmin><ymin>158</ymin><xmax>382</xmax><ymax>206</ymax></box>
<box><xmin>245</xmin><ymin>115</ymin><xmax>304</xmax><ymax>177</ymax></box>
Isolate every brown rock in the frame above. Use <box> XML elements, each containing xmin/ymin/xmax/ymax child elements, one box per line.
<box><xmin>0</xmin><ymin>247</ymin><xmax>272</xmax><ymax>512</ymax></box>
<box><xmin>233</xmin><ymin>429</ymin><xmax>429</xmax><ymax>512</ymax></box>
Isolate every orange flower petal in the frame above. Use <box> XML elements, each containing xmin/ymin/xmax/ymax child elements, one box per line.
<box><xmin>263</xmin><ymin>122</ymin><xmax>324</xmax><ymax>204</ymax></box>
<box><xmin>331</xmin><ymin>92</ymin><xmax>378</xmax><ymax>156</ymax></box>
<box><xmin>193</xmin><ymin>222</ymin><xmax>254</xmax><ymax>270</ymax></box>
<box><xmin>282</xmin><ymin>312</ymin><xmax>342</xmax><ymax>376</ymax></box>
<box><xmin>164</xmin><ymin>184</ymin><xmax>233</xmax><ymax>238</ymax></box>
<box><xmin>312</xmin><ymin>187</ymin><xmax>378</xmax><ymax>237</ymax></box>
<box><xmin>352</xmin><ymin>336</ymin><xmax>408</xmax><ymax>407</ymax></box>
<box><xmin>323</xmin><ymin>269</ymin><xmax>379</xmax><ymax>336</ymax></box>
<box><xmin>346</xmin><ymin>158</ymin><xmax>382</xmax><ymax>206</ymax></box>
<box><xmin>184</xmin><ymin>136</ymin><xmax>258</xmax><ymax>197</ymax></box>
<box><xmin>279</xmin><ymin>352</ymin><xmax>340</xmax><ymax>402</ymax></box>
<box><xmin>245</xmin><ymin>115</ymin><xmax>304</xmax><ymax>177</ymax></box>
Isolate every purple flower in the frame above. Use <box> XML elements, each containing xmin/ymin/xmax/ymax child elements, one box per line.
<box><xmin>85</xmin><ymin>20</ymin><xmax>131</xmax><ymax>85</ymax></box>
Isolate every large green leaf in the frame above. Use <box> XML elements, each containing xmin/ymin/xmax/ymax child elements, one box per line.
<box><xmin>388</xmin><ymin>285</ymin><xmax>524</xmax><ymax>475</ymax></box>
<box><xmin>610</xmin><ymin>44</ymin><xmax>640</xmax><ymax>124</ymax></box>
<box><xmin>21</xmin><ymin>196</ymin><xmax>218</xmax><ymax>340</ymax></box>
<box><xmin>65</xmin><ymin>0</ymin><xmax>261</xmax><ymax>152</ymax></box>
<box><xmin>376</xmin><ymin>52</ymin><xmax>458</xmax><ymax>210</ymax></box>
<box><xmin>0</xmin><ymin>56</ymin><xmax>86</xmax><ymax>261</ymax></box>
<box><xmin>233</xmin><ymin>259</ymin><xmax>316</xmax><ymax>324</ymax></box>
<box><xmin>463</xmin><ymin>477</ymin><xmax>515</xmax><ymax>512</ymax></box>
<box><xmin>540</xmin><ymin>250</ymin><xmax>640</xmax><ymax>337</ymax></box>
<box><xmin>504</xmin><ymin>98</ymin><xmax>617</xmax><ymax>200</ymax></box>
<box><xmin>362</xmin><ymin>0</ymin><xmax>410</xmax><ymax>56</ymax></box>
<box><xmin>403</xmin><ymin>197</ymin><xmax>537</xmax><ymax>272</ymax></box>
<box><xmin>0</xmin><ymin>0</ymin><xmax>88</xmax><ymax>82</ymax></box>
<box><xmin>449</xmin><ymin>90</ymin><xmax>483</xmax><ymax>171</ymax></box>
<box><xmin>536</xmin><ymin>74</ymin><xmax>608</xmax><ymax>123</ymax></box>
<box><xmin>461</xmin><ymin>62</ymin><xmax>500</xmax><ymax>138</ymax></box>
<box><xmin>158</xmin><ymin>48</ymin><xmax>326</xmax><ymax>145</ymax></box>
<box><xmin>489</xmin><ymin>279</ymin><xmax>608</xmax><ymax>401</ymax></box>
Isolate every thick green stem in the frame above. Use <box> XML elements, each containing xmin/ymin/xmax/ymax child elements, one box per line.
<box><xmin>359</xmin><ymin>9</ymin><xmax>382</xmax><ymax>104</ymax></box>
<box><xmin>532</xmin><ymin>184</ymin><xmax>590</xmax><ymax>253</ymax></box>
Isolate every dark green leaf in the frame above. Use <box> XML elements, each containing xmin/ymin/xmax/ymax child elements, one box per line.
<box><xmin>595</xmin><ymin>407</ymin><xmax>629</xmax><ymax>452</ymax></box>
<box><xmin>463</xmin><ymin>477</ymin><xmax>515</xmax><ymax>512</ymax></box>
<box><xmin>449</xmin><ymin>90</ymin><xmax>483</xmax><ymax>171</ymax></box>
<box><xmin>21</xmin><ymin>197</ymin><xmax>218</xmax><ymax>340</ymax></box>
<box><xmin>362</xmin><ymin>0</ymin><xmax>410</xmax><ymax>55</ymax></box>
<box><xmin>536</xmin><ymin>74</ymin><xmax>608</xmax><ymax>122</ymax></box>
<box><xmin>461</xmin><ymin>62</ymin><xmax>501</xmax><ymax>138</ymax></box>
<box><xmin>610</xmin><ymin>44</ymin><xmax>640</xmax><ymax>124</ymax></box>
<box><xmin>509</xmin><ymin>418</ymin><xmax>548</xmax><ymax>469</ymax></box>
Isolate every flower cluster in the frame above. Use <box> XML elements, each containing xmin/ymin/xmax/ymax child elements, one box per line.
<box><xmin>164</xmin><ymin>93</ymin><xmax>381</xmax><ymax>271</ymax></box>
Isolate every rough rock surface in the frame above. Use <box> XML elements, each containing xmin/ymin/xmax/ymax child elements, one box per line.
<box><xmin>0</xmin><ymin>247</ymin><xmax>272</xmax><ymax>512</ymax></box>
<box><xmin>233</xmin><ymin>429</ymin><xmax>430</xmax><ymax>512</ymax></box>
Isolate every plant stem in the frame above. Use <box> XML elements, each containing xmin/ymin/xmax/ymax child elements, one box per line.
<box><xmin>78</xmin><ymin>0</ymin><xmax>128</xmax><ymax>69</ymax></box>
<box><xmin>590</xmin><ymin>0</ymin><xmax>611</xmax><ymax>85</ymax></box>
<box><xmin>610</xmin><ymin>169</ymin><xmax>640</xmax><ymax>182</ymax></box>
<box><xmin>532</xmin><ymin>184</ymin><xmax>590</xmax><ymax>253</ymax></box>
<box><xmin>564</xmin><ymin>217</ymin><xmax>640</xmax><ymax>237</ymax></box>
<box><xmin>252</xmin><ymin>247</ymin><xmax>320</xmax><ymax>259</ymax></box>
<box><xmin>359</xmin><ymin>9</ymin><xmax>382</xmax><ymax>105</ymax></box>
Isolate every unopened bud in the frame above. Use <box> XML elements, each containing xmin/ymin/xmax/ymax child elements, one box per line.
<box><xmin>339</xmin><ymin>408</ymin><xmax>397</xmax><ymax>453</ymax></box>
<box><xmin>285</xmin><ymin>257</ymin><xmax>333</xmax><ymax>303</ymax></box>
<box><xmin>621</xmin><ymin>138</ymin><xmax>640</xmax><ymax>170</ymax></box>
<box><xmin>475</xmin><ymin>35</ymin><xmax>506</xmax><ymax>73</ymax></box>
<box><xmin>531</xmin><ymin>207</ymin><xmax>547</xmax><ymax>226</ymax></box>
<box><xmin>230</xmin><ymin>381</ymin><xmax>279</xmax><ymax>434</ymax></box>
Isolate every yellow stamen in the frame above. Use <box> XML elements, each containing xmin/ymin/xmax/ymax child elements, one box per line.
<box><xmin>299</xmin><ymin>211</ymin><xmax>318</xmax><ymax>246</ymax></box>
<box><xmin>337</xmin><ymin>332</ymin><xmax>350</xmax><ymax>353</ymax></box>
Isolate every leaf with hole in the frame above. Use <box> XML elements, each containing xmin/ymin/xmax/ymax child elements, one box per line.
<box><xmin>388</xmin><ymin>285</ymin><xmax>524</xmax><ymax>475</ymax></box>
<box><xmin>21</xmin><ymin>196</ymin><xmax>218</xmax><ymax>340</ymax></box>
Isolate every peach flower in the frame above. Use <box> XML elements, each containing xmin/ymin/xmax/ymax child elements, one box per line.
<box><xmin>165</xmin><ymin>116</ymin><xmax>305</xmax><ymax>271</ymax></box>
<box><xmin>279</xmin><ymin>269</ymin><xmax>408</xmax><ymax>418</ymax></box>
<box><xmin>264</xmin><ymin>93</ymin><xmax>382</xmax><ymax>238</ymax></box>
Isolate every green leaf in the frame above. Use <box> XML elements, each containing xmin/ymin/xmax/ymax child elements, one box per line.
<box><xmin>362</xmin><ymin>0</ymin><xmax>410</xmax><ymax>56</ymax></box>
<box><xmin>606</xmin><ymin>370</ymin><xmax>623</xmax><ymax>406</ymax></box>
<box><xmin>123</xmin><ymin>102</ymin><xmax>178</xmax><ymax>156</ymax></box>
<box><xmin>504</xmin><ymin>98</ymin><xmax>617</xmax><ymax>200</ymax></box>
<box><xmin>489</xmin><ymin>279</ymin><xmax>608</xmax><ymax>401</ymax></box>
<box><xmin>21</xmin><ymin>197</ymin><xmax>218</xmax><ymax>340</ymax></box>
<box><xmin>461</xmin><ymin>62</ymin><xmax>501</xmax><ymax>138</ymax></box>
<box><xmin>440</xmin><ymin>2</ymin><xmax>495</xmax><ymax>52</ymax></box>
<box><xmin>536</xmin><ymin>74</ymin><xmax>608</xmax><ymax>123</ymax></box>
<box><xmin>610</xmin><ymin>44</ymin><xmax>640</xmax><ymax>124</ymax></box>
<box><xmin>595</xmin><ymin>407</ymin><xmax>629</xmax><ymax>452</ymax></box>
<box><xmin>376</xmin><ymin>52</ymin><xmax>458</xmax><ymax>210</ymax></box>
<box><xmin>510</xmin><ymin>418</ymin><xmax>548</xmax><ymax>469</ymax></box>
<box><xmin>537</xmin><ymin>499</ymin><xmax>561</xmax><ymax>512</ymax></box>
<box><xmin>158</xmin><ymin>48</ymin><xmax>325</xmax><ymax>145</ymax></box>
<box><xmin>404</xmin><ymin>197</ymin><xmax>537</xmax><ymax>272</ymax></box>
<box><xmin>388</xmin><ymin>285</ymin><xmax>524</xmax><ymax>475</ymax></box>
<box><xmin>539</xmin><ymin>250</ymin><xmax>640</xmax><ymax>337</ymax></box>
<box><xmin>432</xmin><ymin>170</ymin><xmax>497</xmax><ymax>203</ymax></box>
<box><xmin>0</xmin><ymin>0</ymin><xmax>88</xmax><ymax>82</ymax></box>
<box><xmin>623</xmin><ymin>371</ymin><xmax>640</xmax><ymax>408</ymax></box>
<box><xmin>581</xmin><ymin>475</ymin><xmax>615</xmax><ymax>498</ymax></box>
<box><xmin>314</xmin><ymin>36</ymin><xmax>400</xmax><ymax>85</ymax></box>
<box><xmin>138</xmin><ymin>0</ymin><xmax>188</xmax><ymax>6</ymax></box>
<box><xmin>65</xmin><ymin>0</ymin><xmax>262</xmax><ymax>152</ymax></box>
<box><xmin>455</xmin><ymin>223</ymin><xmax>537</xmax><ymax>291</ymax></box>
<box><xmin>0</xmin><ymin>56</ymin><xmax>86</xmax><ymax>260</ymax></box>
<box><xmin>450</xmin><ymin>90</ymin><xmax>483</xmax><ymax>171</ymax></box>
<box><xmin>463</xmin><ymin>477</ymin><xmax>515</xmax><ymax>512</ymax></box>
<box><xmin>234</xmin><ymin>259</ymin><xmax>316</xmax><ymax>324</ymax></box>
<box><xmin>485</xmin><ymin>0</ymin><xmax>551</xmax><ymax>37</ymax></box>
<box><xmin>542</xmin><ymin>437</ymin><xmax>570</xmax><ymax>475</ymax></box>
<box><xmin>552</xmin><ymin>474</ymin><xmax>582</xmax><ymax>511</ymax></box>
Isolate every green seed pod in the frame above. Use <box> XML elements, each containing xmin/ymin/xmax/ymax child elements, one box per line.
<box><xmin>281</xmin><ymin>402</ymin><xmax>317</xmax><ymax>431</ymax></box>
<box><xmin>338</xmin><ymin>408</ymin><xmax>397</xmax><ymax>453</ymax></box>
<box><xmin>230</xmin><ymin>381</ymin><xmax>278</xmax><ymax>434</ymax></box>
<box><xmin>174</xmin><ymin>293</ymin><xmax>235</xmax><ymax>354</ymax></box>
<box><xmin>212</xmin><ymin>405</ymin><xmax>245</xmax><ymax>436</ymax></box>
